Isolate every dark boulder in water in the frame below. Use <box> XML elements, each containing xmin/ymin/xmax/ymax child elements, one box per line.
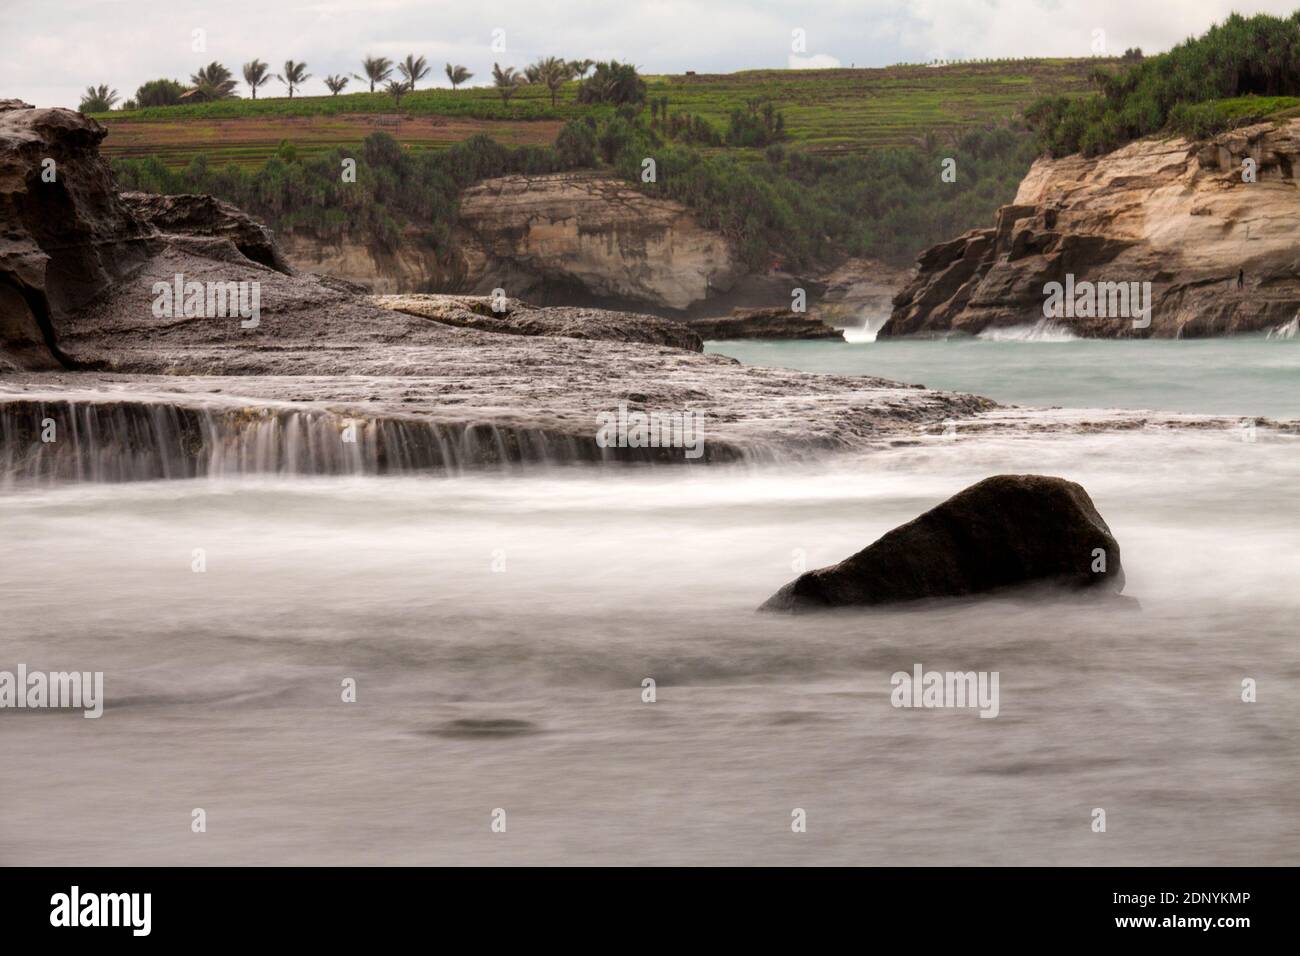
<box><xmin>430</xmin><ymin>718</ymin><xmax>539</xmax><ymax>739</ymax></box>
<box><xmin>760</xmin><ymin>474</ymin><xmax>1124</xmax><ymax>612</ymax></box>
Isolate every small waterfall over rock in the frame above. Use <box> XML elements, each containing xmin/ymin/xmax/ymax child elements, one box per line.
<box><xmin>1267</xmin><ymin>316</ymin><xmax>1299</xmax><ymax>340</ymax></box>
<box><xmin>840</xmin><ymin>318</ymin><xmax>876</xmax><ymax>344</ymax></box>
<box><xmin>0</xmin><ymin>396</ymin><xmax>739</xmax><ymax>485</ymax></box>
<box><xmin>976</xmin><ymin>320</ymin><xmax>1079</xmax><ymax>342</ymax></box>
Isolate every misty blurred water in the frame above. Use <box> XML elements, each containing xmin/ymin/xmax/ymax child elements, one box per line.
<box><xmin>2</xmin><ymin>428</ymin><xmax>1296</xmax><ymax>864</ymax></box>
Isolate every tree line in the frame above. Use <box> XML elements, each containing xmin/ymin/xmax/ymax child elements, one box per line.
<box><xmin>79</xmin><ymin>56</ymin><xmax>646</xmax><ymax>112</ymax></box>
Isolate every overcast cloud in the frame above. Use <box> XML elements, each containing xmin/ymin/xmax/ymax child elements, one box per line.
<box><xmin>1</xmin><ymin>0</ymin><xmax>1295</xmax><ymax>109</ymax></box>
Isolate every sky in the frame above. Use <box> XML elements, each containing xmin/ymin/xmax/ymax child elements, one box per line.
<box><xmin>2</xmin><ymin>0</ymin><xmax>1297</xmax><ymax>109</ymax></box>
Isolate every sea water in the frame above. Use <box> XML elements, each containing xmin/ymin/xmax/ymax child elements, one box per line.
<box><xmin>1</xmin><ymin>419</ymin><xmax>1295</xmax><ymax>864</ymax></box>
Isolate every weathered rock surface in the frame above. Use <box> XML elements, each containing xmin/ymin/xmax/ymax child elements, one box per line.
<box><xmin>0</xmin><ymin>102</ymin><xmax>312</xmax><ymax>373</ymax></box>
<box><xmin>372</xmin><ymin>293</ymin><xmax>703</xmax><ymax>351</ymax></box>
<box><xmin>455</xmin><ymin>171</ymin><xmax>744</xmax><ymax>310</ymax></box>
<box><xmin>37</xmin><ymin>238</ymin><xmax>991</xmax><ymax>460</ymax></box>
<box><xmin>883</xmin><ymin>121</ymin><xmax>1300</xmax><ymax>338</ymax></box>
<box><xmin>119</xmin><ymin>191</ymin><xmax>292</xmax><ymax>274</ymax></box>
<box><xmin>760</xmin><ymin>474</ymin><xmax>1124</xmax><ymax>611</ymax></box>
<box><xmin>688</xmin><ymin>307</ymin><xmax>843</xmax><ymax>340</ymax></box>
<box><xmin>1</xmin><ymin>100</ymin><xmax>153</xmax><ymax>369</ymax></box>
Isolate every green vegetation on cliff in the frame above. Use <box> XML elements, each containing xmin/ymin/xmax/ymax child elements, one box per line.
<box><xmin>1029</xmin><ymin>11</ymin><xmax>1300</xmax><ymax>156</ymax></box>
<box><xmin>105</xmin><ymin>57</ymin><xmax>1109</xmax><ymax>271</ymax></box>
<box><xmin>96</xmin><ymin>58</ymin><xmax>1107</xmax><ymax>165</ymax></box>
<box><xmin>114</xmin><ymin>133</ymin><xmax>576</xmax><ymax>252</ymax></box>
<box><xmin>114</xmin><ymin>112</ymin><xmax>1032</xmax><ymax>270</ymax></box>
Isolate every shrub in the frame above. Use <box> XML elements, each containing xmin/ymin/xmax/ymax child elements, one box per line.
<box><xmin>577</xmin><ymin>61</ymin><xmax>646</xmax><ymax>106</ymax></box>
<box><xmin>1028</xmin><ymin>11</ymin><xmax>1300</xmax><ymax>156</ymax></box>
<box><xmin>555</xmin><ymin>120</ymin><xmax>597</xmax><ymax>167</ymax></box>
<box><xmin>134</xmin><ymin>78</ymin><xmax>186</xmax><ymax>108</ymax></box>
<box><xmin>113</xmin><ymin>131</ymin><xmax>567</xmax><ymax>254</ymax></box>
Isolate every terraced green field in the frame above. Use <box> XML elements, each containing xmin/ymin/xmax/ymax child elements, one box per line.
<box><xmin>94</xmin><ymin>58</ymin><xmax>1113</xmax><ymax>168</ymax></box>
<box><xmin>643</xmin><ymin>60</ymin><xmax>1111</xmax><ymax>150</ymax></box>
<box><xmin>100</xmin><ymin>113</ymin><xmax>563</xmax><ymax>169</ymax></box>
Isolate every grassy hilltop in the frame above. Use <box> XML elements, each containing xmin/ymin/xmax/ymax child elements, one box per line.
<box><xmin>101</xmin><ymin>56</ymin><xmax>1140</xmax><ymax>273</ymax></box>
<box><xmin>99</xmin><ymin>12</ymin><xmax>1300</xmax><ymax>276</ymax></box>
<box><xmin>94</xmin><ymin>59</ymin><xmax>1110</xmax><ymax>169</ymax></box>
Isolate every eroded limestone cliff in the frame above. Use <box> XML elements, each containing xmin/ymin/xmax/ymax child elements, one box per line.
<box><xmin>275</xmin><ymin>171</ymin><xmax>746</xmax><ymax>312</ymax></box>
<box><xmin>454</xmin><ymin>171</ymin><xmax>744</xmax><ymax>310</ymax></box>
<box><xmin>884</xmin><ymin>120</ymin><xmax>1300</xmax><ymax>338</ymax></box>
<box><xmin>278</xmin><ymin>232</ymin><xmax>446</xmax><ymax>294</ymax></box>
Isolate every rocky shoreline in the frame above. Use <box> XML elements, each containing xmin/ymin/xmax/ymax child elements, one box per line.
<box><xmin>0</xmin><ymin>100</ymin><xmax>1004</xmax><ymax>476</ymax></box>
<box><xmin>686</xmin><ymin>307</ymin><xmax>844</xmax><ymax>341</ymax></box>
<box><xmin>2</xmin><ymin>100</ymin><xmax>1285</xmax><ymax>483</ymax></box>
<box><xmin>884</xmin><ymin>120</ymin><xmax>1300</xmax><ymax>339</ymax></box>
<box><xmin>372</xmin><ymin>293</ymin><xmax>706</xmax><ymax>351</ymax></box>
<box><xmin>264</xmin><ymin>121</ymin><xmax>1300</xmax><ymax>342</ymax></box>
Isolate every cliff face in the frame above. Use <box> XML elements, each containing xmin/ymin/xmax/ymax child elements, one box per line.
<box><xmin>0</xmin><ymin>100</ymin><xmax>154</xmax><ymax>368</ymax></box>
<box><xmin>274</xmin><ymin>171</ymin><xmax>745</xmax><ymax>311</ymax></box>
<box><xmin>453</xmin><ymin>172</ymin><xmax>744</xmax><ymax>310</ymax></box>
<box><xmin>278</xmin><ymin>232</ymin><xmax>448</xmax><ymax>294</ymax></box>
<box><xmin>884</xmin><ymin>120</ymin><xmax>1300</xmax><ymax>338</ymax></box>
<box><xmin>812</xmin><ymin>258</ymin><xmax>911</xmax><ymax>335</ymax></box>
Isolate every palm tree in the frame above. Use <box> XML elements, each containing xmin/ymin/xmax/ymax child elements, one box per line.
<box><xmin>242</xmin><ymin>60</ymin><xmax>270</xmax><ymax>99</ymax></box>
<box><xmin>355</xmin><ymin>55</ymin><xmax>393</xmax><ymax>93</ymax></box>
<box><xmin>568</xmin><ymin>59</ymin><xmax>595</xmax><ymax>79</ymax></box>
<box><xmin>78</xmin><ymin>84</ymin><xmax>119</xmax><ymax>113</ymax></box>
<box><xmin>190</xmin><ymin>61</ymin><xmax>238</xmax><ymax>99</ymax></box>
<box><xmin>324</xmin><ymin>74</ymin><xmax>350</xmax><ymax>95</ymax></box>
<box><xmin>384</xmin><ymin>78</ymin><xmax>408</xmax><ymax>107</ymax></box>
<box><xmin>530</xmin><ymin>56</ymin><xmax>574</xmax><ymax>107</ymax></box>
<box><xmin>445</xmin><ymin>63</ymin><xmax>473</xmax><ymax>90</ymax></box>
<box><xmin>276</xmin><ymin>60</ymin><xmax>311</xmax><ymax>98</ymax></box>
<box><xmin>398</xmin><ymin>54</ymin><xmax>430</xmax><ymax>90</ymax></box>
<box><xmin>491</xmin><ymin>63</ymin><xmax>527</xmax><ymax>104</ymax></box>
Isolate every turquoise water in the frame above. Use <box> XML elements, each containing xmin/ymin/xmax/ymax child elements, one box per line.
<box><xmin>705</xmin><ymin>337</ymin><xmax>1300</xmax><ymax>419</ymax></box>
